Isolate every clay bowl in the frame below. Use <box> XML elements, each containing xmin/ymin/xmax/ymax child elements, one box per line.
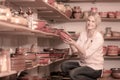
<box><xmin>111</xmin><ymin>68</ymin><xmax>120</xmax><ymax>79</ymax></box>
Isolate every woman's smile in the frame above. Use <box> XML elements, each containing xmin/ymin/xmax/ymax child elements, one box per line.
<box><xmin>86</xmin><ymin>16</ymin><xmax>96</xmax><ymax>30</ymax></box>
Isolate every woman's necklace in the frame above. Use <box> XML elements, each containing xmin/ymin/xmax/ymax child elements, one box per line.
<box><xmin>84</xmin><ymin>30</ymin><xmax>97</xmax><ymax>49</ymax></box>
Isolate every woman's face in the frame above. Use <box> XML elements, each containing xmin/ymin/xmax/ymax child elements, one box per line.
<box><xmin>86</xmin><ymin>16</ymin><xmax>97</xmax><ymax>30</ymax></box>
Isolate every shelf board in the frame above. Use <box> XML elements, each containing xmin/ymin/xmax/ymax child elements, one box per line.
<box><xmin>26</xmin><ymin>64</ymin><xmax>40</xmax><ymax>70</ymax></box>
<box><xmin>0</xmin><ymin>31</ymin><xmax>35</xmax><ymax>36</ymax></box>
<box><xmin>96</xmin><ymin>0</ymin><xmax>120</xmax><ymax>2</ymax></box>
<box><xmin>100</xmin><ymin>77</ymin><xmax>120</xmax><ymax>80</ymax></box>
<box><xmin>104</xmin><ymin>56</ymin><xmax>120</xmax><ymax>59</ymax></box>
<box><xmin>58</xmin><ymin>0</ymin><xmax>95</xmax><ymax>3</ymax></box>
<box><xmin>0</xmin><ymin>20</ymin><xmax>32</xmax><ymax>32</ymax></box>
<box><xmin>102</xmin><ymin>18</ymin><xmax>120</xmax><ymax>22</ymax></box>
<box><xmin>0</xmin><ymin>71</ymin><xmax>17</xmax><ymax>77</ymax></box>
<box><xmin>0</xmin><ymin>21</ymin><xmax>58</xmax><ymax>37</ymax></box>
<box><xmin>69</xmin><ymin>18</ymin><xmax>120</xmax><ymax>22</ymax></box>
<box><xmin>104</xmin><ymin>37</ymin><xmax>120</xmax><ymax>40</ymax></box>
<box><xmin>56</xmin><ymin>0</ymin><xmax>120</xmax><ymax>3</ymax></box>
<box><xmin>71</xmin><ymin>35</ymin><xmax>120</xmax><ymax>41</ymax></box>
<box><xmin>69</xmin><ymin>18</ymin><xmax>86</xmax><ymax>22</ymax></box>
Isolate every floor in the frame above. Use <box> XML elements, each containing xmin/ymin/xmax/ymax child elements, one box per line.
<box><xmin>51</xmin><ymin>76</ymin><xmax>120</xmax><ymax>80</ymax></box>
<box><xmin>98</xmin><ymin>77</ymin><xmax>120</xmax><ymax>80</ymax></box>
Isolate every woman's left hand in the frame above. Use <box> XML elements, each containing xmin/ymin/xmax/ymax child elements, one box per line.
<box><xmin>63</xmin><ymin>38</ymin><xmax>76</xmax><ymax>45</ymax></box>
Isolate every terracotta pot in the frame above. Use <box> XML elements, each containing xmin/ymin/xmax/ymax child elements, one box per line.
<box><xmin>39</xmin><ymin>58</ymin><xmax>50</xmax><ymax>64</ymax></box>
<box><xmin>105</xmin><ymin>27</ymin><xmax>112</xmax><ymax>37</ymax></box>
<box><xmin>107</xmin><ymin>45</ymin><xmax>119</xmax><ymax>56</ymax></box>
<box><xmin>108</xmin><ymin>12</ymin><xmax>115</xmax><ymax>18</ymax></box>
<box><xmin>59</xmin><ymin>31</ymin><xmax>71</xmax><ymax>40</ymax></box>
<box><xmin>102</xmin><ymin>69</ymin><xmax>112</xmax><ymax>78</ymax></box>
<box><xmin>47</xmin><ymin>0</ymin><xmax>55</xmax><ymax>6</ymax></box>
<box><xmin>72</xmin><ymin>6</ymin><xmax>82</xmax><ymax>19</ymax></box>
<box><xmin>0</xmin><ymin>7</ymin><xmax>11</xmax><ymax>21</ymax></box>
<box><xmin>91</xmin><ymin>7</ymin><xmax>98</xmax><ymax>13</ymax></box>
<box><xmin>11</xmin><ymin>56</ymin><xmax>26</xmax><ymax>71</ymax></box>
<box><xmin>99</xmin><ymin>12</ymin><xmax>108</xmax><ymax>18</ymax></box>
<box><xmin>0</xmin><ymin>49</ymin><xmax>11</xmax><ymax>72</ymax></box>
<box><xmin>36</xmin><ymin>21</ymin><xmax>46</xmax><ymax>30</ymax></box>
<box><xmin>112</xmin><ymin>31</ymin><xmax>120</xmax><ymax>37</ymax></box>
<box><xmin>116</xmin><ymin>11</ymin><xmax>120</xmax><ymax>19</ymax></box>
<box><xmin>103</xmin><ymin>46</ymin><xmax>108</xmax><ymax>56</ymax></box>
<box><xmin>111</xmin><ymin>68</ymin><xmax>120</xmax><ymax>79</ymax></box>
<box><xmin>83</xmin><ymin>11</ymin><xmax>89</xmax><ymax>19</ymax></box>
<box><xmin>25</xmin><ymin>54</ymin><xmax>36</xmax><ymax>60</ymax></box>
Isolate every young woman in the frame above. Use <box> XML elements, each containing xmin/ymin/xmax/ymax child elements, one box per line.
<box><xmin>61</xmin><ymin>14</ymin><xmax>104</xmax><ymax>80</ymax></box>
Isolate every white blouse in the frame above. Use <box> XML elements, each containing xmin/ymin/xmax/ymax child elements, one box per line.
<box><xmin>76</xmin><ymin>31</ymin><xmax>104</xmax><ymax>70</ymax></box>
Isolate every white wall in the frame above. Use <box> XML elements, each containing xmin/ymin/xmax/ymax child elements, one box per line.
<box><xmin>67</xmin><ymin>2</ymin><xmax>120</xmax><ymax>11</ymax></box>
<box><xmin>0</xmin><ymin>35</ymin><xmax>37</xmax><ymax>50</ymax></box>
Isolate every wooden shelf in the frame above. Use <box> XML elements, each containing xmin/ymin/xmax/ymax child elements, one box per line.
<box><xmin>26</xmin><ymin>64</ymin><xmax>40</xmax><ymax>70</ymax></box>
<box><xmin>104</xmin><ymin>37</ymin><xmax>120</xmax><ymax>40</ymax></box>
<box><xmin>0</xmin><ymin>71</ymin><xmax>17</xmax><ymax>77</ymax></box>
<box><xmin>0</xmin><ymin>64</ymin><xmax>42</xmax><ymax>78</ymax></box>
<box><xmin>96</xmin><ymin>0</ymin><xmax>120</xmax><ymax>2</ymax></box>
<box><xmin>0</xmin><ymin>21</ymin><xmax>58</xmax><ymax>37</ymax></box>
<box><xmin>71</xmin><ymin>36</ymin><xmax>120</xmax><ymax>41</ymax></box>
<box><xmin>100</xmin><ymin>77</ymin><xmax>120</xmax><ymax>80</ymax></box>
<box><xmin>104</xmin><ymin>56</ymin><xmax>120</xmax><ymax>59</ymax></box>
<box><xmin>56</xmin><ymin>0</ymin><xmax>120</xmax><ymax>3</ymax></box>
<box><xmin>69</xmin><ymin>18</ymin><xmax>120</xmax><ymax>22</ymax></box>
<box><xmin>102</xmin><ymin>18</ymin><xmax>120</xmax><ymax>22</ymax></box>
<box><xmin>56</xmin><ymin>0</ymin><xmax>95</xmax><ymax>3</ymax></box>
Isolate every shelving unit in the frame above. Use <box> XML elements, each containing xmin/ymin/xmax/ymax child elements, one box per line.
<box><xmin>8</xmin><ymin>0</ymin><xmax>120</xmax><ymax>22</ymax></box>
<box><xmin>104</xmin><ymin>36</ymin><xmax>120</xmax><ymax>60</ymax></box>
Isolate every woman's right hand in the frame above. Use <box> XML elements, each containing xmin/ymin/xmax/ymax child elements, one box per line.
<box><xmin>59</xmin><ymin>30</ymin><xmax>76</xmax><ymax>45</ymax></box>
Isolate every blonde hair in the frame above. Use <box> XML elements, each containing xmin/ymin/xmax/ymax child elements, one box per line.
<box><xmin>88</xmin><ymin>13</ymin><xmax>101</xmax><ymax>26</ymax></box>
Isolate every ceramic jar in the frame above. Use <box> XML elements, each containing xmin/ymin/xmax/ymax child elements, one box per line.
<box><xmin>107</xmin><ymin>45</ymin><xmax>119</xmax><ymax>56</ymax></box>
<box><xmin>72</xmin><ymin>6</ymin><xmax>82</xmax><ymax>19</ymax></box>
<box><xmin>105</xmin><ymin>27</ymin><xmax>112</xmax><ymax>37</ymax></box>
<box><xmin>0</xmin><ymin>49</ymin><xmax>11</xmax><ymax>72</ymax></box>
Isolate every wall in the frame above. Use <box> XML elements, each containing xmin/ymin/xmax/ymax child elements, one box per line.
<box><xmin>0</xmin><ymin>35</ymin><xmax>37</xmax><ymax>50</ymax></box>
<box><xmin>50</xmin><ymin>2</ymin><xmax>120</xmax><ymax>69</ymax></box>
